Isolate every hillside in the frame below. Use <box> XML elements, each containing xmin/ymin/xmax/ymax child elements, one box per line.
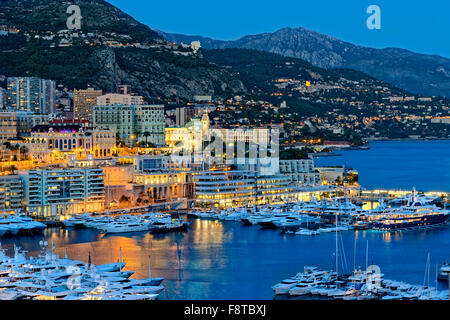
<box><xmin>162</xmin><ymin>27</ymin><xmax>450</xmax><ymax>98</ymax></box>
<box><xmin>0</xmin><ymin>0</ymin><xmax>246</xmax><ymax>101</ymax></box>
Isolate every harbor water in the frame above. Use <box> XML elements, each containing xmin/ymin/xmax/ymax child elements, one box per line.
<box><xmin>1</xmin><ymin>140</ymin><xmax>449</xmax><ymax>300</ymax></box>
<box><xmin>1</xmin><ymin>219</ymin><xmax>449</xmax><ymax>299</ymax></box>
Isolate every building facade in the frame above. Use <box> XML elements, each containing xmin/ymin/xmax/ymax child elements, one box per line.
<box><xmin>21</xmin><ymin>125</ymin><xmax>116</xmax><ymax>161</ymax></box>
<box><xmin>0</xmin><ymin>112</ymin><xmax>18</xmax><ymax>143</ymax></box>
<box><xmin>193</xmin><ymin>167</ymin><xmax>296</xmax><ymax>208</ymax></box>
<box><xmin>74</xmin><ymin>88</ymin><xmax>103</xmax><ymax>122</ymax></box>
<box><xmin>22</xmin><ymin>167</ymin><xmax>105</xmax><ymax>217</ymax></box>
<box><xmin>134</xmin><ymin>171</ymin><xmax>193</xmax><ymax>203</ymax></box>
<box><xmin>0</xmin><ymin>174</ymin><xmax>24</xmax><ymax>214</ymax></box>
<box><xmin>279</xmin><ymin>159</ymin><xmax>321</xmax><ymax>185</ymax></box>
<box><xmin>93</xmin><ymin>104</ymin><xmax>165</xmax><ymax>147</ymax></box>
<box><xmin>16</xmin><ymin>112</ymin><xmax>49</xmax><ymax>136</ymax></box>
<box><xmin>96</xmin><ymin>93</ymin><xmax>144</xmax><ymax>106</ymax></box>
<box><xmin>0</xmin><ymin>87</ymin><xmax>6</xmax><ymax>109</ymax></box>
<box><xmin>6</xmin><ymin>77</ymin><xmax>56</xmax><ymax>114</ymax></box>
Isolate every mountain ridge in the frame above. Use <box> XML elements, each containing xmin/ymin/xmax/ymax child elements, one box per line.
<box><xmin>160</xmin><ymin>27</ymin><xmax>450</xmax><ymax>98</ymax></box>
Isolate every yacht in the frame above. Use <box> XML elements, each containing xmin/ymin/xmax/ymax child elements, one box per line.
<box><xmin>0</xmin><ymin>215</ymin><xmax>46</xmax><ymax>236</ymax></box>
<box><xmin>295</xmin><ymin>228</ymin><xmax>320</xmax><ymax>236</ymax></box>
<box><xmin>62</xmin><ymin>214</ymin><xmax>92</xmax><ymax>228</ymax></box>
<box><xmin>373</xmin><ymin>193</ymin><xmax>449</xmax><ymax>231</ymax></box>
<box><xmin>388</xmin><ymin>190</ymin><xmax>443</xmax><ymax>208</ymax></box>
<box><xmin>438</xmin><ymin>263</ymin><xmax>450</xmax><ymax>281</ymax></box>
<box><xmin>101</xmin><ymin>220</ymin><xmax>149</xmax><ymax>234</ymax></box>
<box><xmin>272</xmin><ymin>278</ymin><xmax>300</xmax><ymax>295</ymax></box>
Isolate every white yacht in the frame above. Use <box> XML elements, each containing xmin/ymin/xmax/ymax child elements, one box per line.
<box><xmin>295</xmin><ymin>228</ymin><xmax>320</xmax><ymax>236</ymax></box>
<box><xmin>438</xmin><ymin>263</ymin><xmax>450</xmax><ymax>281</ymax></box>
<box><xmin>102</xmin><ymin>221</ymin><xmax>149</xmax><ymax>234</ymax></box>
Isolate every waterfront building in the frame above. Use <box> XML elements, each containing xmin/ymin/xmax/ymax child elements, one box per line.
<box><xmin>6</xmin><ymin>77</ymin><xmax>56</xmax><ymax>114</ymax></box>
<box><xmin>96</xmin><ymin>93</ymin><xmax>144</xmax><ymax>106</ymax></box>
<box><xmin>74</xmin><ymin>88</ymin><xmax>103</xmax><ymax>122</ymax></box>
<box><xmin>318</xmin><ymin>166</ymin><xmax>359</xmax><ymax>185</ymax></box>
<box><xmin>192</xmin><ymin>166</ymin><xmax>299</xmax><ymax>208</ymax></box>
<box><xmin>0</xmin><ymin>174</ymin><xmax>24</xmax><ymax>214</ymax></box>
<box><xmin>280</xmin><ymin>159</ymin><xmax>321</xmax><ymax>185</ymax></box>
<box><xmin>134</xmin><ymin>171</ymin><xmax>194</xmax><ymax>203</ymax></box>
<box><xmin>0</xmin><ymin>112</ymin><xmax>18</xmax><ymax>143</ymax></box>
<box><xmin>21</xmin><ymin>167</ymin><xmax>105</xmax><ymax>217</ymax></box>
<box><xmin>93</xmin><ymin>104</ymin><xmax>165</xmax><ymax>147</ymax></box>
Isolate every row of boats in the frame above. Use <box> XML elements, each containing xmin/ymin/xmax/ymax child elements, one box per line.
<box><xmin>0</xmin><ymin>214</ymin><xmax>46</xmax><ymax>237</ymax></box>
<box><xmin>62</xmin><ymin>212</ymin><xmax>189</xmax><ymax>234</ymax></box>
<box><xmin>190</xmin><ymin>190</ymin><xmax>450</xmax><ymax>232</ymax></box>
<box><xmin>0</xmin><ymin>242</ymin><xmax>164</xmax><ymax>300</ymax></box>
<box><xmin>272</xmin><ymin>266</ymin><xmax>449</xmax><ymax>300</ymax></box>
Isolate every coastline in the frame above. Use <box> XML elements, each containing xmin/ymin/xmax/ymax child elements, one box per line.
<box><xmin>365</xmin><ymin>137</ymin><xmax>450</xmax><ymax>142</ymax></box>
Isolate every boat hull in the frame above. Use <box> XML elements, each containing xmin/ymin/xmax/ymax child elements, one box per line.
<box><xmin>373</xmin><ymin>214</ymin><xmax>448</xmax><ymax>231</ymax></box>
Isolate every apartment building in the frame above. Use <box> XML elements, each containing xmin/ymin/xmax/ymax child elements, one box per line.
<box><xmin>6</xmin><ymin>77</ymin><xmax>56</xmax><ymax>114</ymax></box>
<box><xmin>22</xmin><ymin>167</ymin><xmax>105</xmax><ymax>217</ymax></box>
<box><xmin>0</xmin><ymin>174</ymin><xmax>24</xmax><ymax>214</ymax></box>
<box><xmin>0</xmin><ymin>112</ymin><xmax>17</xmax><ymax>143</ymax></box>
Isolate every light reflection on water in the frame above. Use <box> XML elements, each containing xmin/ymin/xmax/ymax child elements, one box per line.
<box><xmin>1</xmin><ymin>218</ymin><xmax>449</xmax><ymax>299</ymax></box>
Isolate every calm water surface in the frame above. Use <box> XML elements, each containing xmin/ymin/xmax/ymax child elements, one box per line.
<box><xmin>315</xmin><ymin>140</ymin><xmax>450</xmax><ymax>192</ymax></box>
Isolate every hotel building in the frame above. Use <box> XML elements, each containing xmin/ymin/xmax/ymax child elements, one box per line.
<box><xmin>93</xmin><ymin>104</ymin><xmax>165</xmax><ymax>147</ymax></box>
<box><xmin>22</xmin><ymin>167</ymin><xmax>105</xmax><ymax>217</ymax></box>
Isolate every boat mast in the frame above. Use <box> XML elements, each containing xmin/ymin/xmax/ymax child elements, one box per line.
<box><xmin>365</xmin><ymin>240</ymin><xmax>369</xmax><ymax>271</ymax></box>
<box><xmin>119</xmin><ymin>247</ymin><xmax>122</xmax><ymax>272</ymax></box>
<box><xmin>353</xmin><ymin>234</ymin><xmax>357</xmax><ymax>288</ymax></box>
<box><xmin>335</xmin><ymin>213</ymin><xmax>338</xmax><ymax>276</ymax></box>
<box><xmin>107</xmin><ymin>173</ymin><xmax>110</xmax><ymax>218</ymax></box>
<box><xmin>148</xmin><ymin>255</ymin><xmax>151</xmax><ymax>279</ymax></box>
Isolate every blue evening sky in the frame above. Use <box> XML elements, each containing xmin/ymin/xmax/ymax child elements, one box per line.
<box><xmin>107</xmin><ymin>0</ymin><xmax>450</xmax><ymax>58</ymax></box>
